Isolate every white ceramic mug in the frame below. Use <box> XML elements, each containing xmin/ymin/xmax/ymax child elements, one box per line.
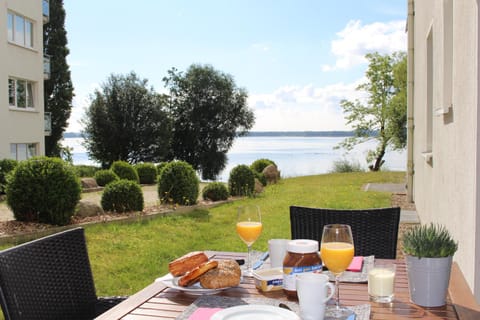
<box><xmin>268</xmin><ymin>239</ymin><xmax>289</xmax><ymax>268</ymax></box>
<box><xmin>296</xmin><ymin>273</ymin><xmax>335</xmax><ymax>320</ymax></box>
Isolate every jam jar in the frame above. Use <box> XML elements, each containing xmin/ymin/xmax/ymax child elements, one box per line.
<box><xmin>282</xmin><ymin>239</ymin><xmax>322</xmax><ymax>298</ymax></box>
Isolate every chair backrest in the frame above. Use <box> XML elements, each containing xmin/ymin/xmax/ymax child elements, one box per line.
<box><xmin>290</xmin><ymin>206</ymin><xmax>401</xmax><ymax>259</ymax></box>
<box><xmin>0</xmin><ymin>228</ymin><xmax>98</xmax><ymax>320</ymax></box>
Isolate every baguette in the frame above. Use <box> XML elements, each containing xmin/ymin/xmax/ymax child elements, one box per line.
<box><xmin>168</xmin><ymin>251</ymin><xmax>208</xmax><ymax>277</ymax></box>
<box><xmin>178</xmin><ymin>260</ymin><xmax>219</xmax><ymax>287</ymax></box>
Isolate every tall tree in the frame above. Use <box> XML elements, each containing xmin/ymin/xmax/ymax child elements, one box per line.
<box><xmin>82</xmin><ymin>72</ymin><xmax>172</xmax><ymax>167</ymax></box>
<box><xmin>43</xmin><ymin>0</ymin><xmax>74</xmax><ymax>156</ymax></box>
<box><xmin>164</xmin><ymin>64</ymin><xmax>255</xmax><ymax>180</ymax></box>
<box><xmin>337</xmin><ymin>51</ymin><xmax>407</xmax><ymax>171</ymax></box>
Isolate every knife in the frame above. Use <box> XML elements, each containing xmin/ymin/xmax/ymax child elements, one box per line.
<box><xmin>252</xmin><ymin>252</ymin><xmax>269</xmax><ymax>270</ymax></box>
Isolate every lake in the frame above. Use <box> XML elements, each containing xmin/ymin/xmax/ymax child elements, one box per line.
<box><xmin>63</xmin><ymin>136</ymin><xmax>406</xmax><ymax>181</ymax></box>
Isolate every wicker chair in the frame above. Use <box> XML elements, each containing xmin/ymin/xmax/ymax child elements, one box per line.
<box><xmin>290</xmin><ymin>206</ymin><xmax>401</xmax><ymax>259</ymax></box>
<box><xmin>0</xmin><ymin>228</ymin><xmax>126</xmax><ymax>320</ymax></box>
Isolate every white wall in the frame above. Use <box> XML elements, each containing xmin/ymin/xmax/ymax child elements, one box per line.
<box><xmin>411</xmin><ymin>0</ymin><xmax>480</xmax><ymax>302</ymax></box>
<box><xmin>0</xmin><ymin>0</ymin><xmax>45</xmax><ymax>159</ymax></box>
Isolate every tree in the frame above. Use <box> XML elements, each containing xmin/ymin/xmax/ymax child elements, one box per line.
<box><xmin>82</xmin><ymin>72</ymin><xmax>172</xmax><ymax>167</ymax></box>
<box><xmin>337</xmin><ymin>52</ymin><xmax>407</xmax><ymax>171</ymax></box>
<box><xmin>163</xmin><ymin>64</ymin><xmax>255</xmax><ymax>180</ymax></box>
<box><xmin>43</xmin><ymin>0</ymin><xmax>74</xmax><ymax>156</ymax></box>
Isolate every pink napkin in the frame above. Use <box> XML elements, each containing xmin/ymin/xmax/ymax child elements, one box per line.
<box><xmin>188</xmin><ymin>307</ymin><xmax>223</xmax><ymax>320</ymax></box>
<box><xmin>346</xmin><ymin>256</ymin><xmax>363</xmax><ymax>272</ymax></box>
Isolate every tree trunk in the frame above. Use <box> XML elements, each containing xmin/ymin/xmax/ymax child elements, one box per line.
<box><xmin>370</xmin><ymin>145</ymin><xmax>386</xmax><ymax>171</ymax></box>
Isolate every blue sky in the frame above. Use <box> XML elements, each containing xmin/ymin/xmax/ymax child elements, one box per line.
<box><xmin>64</xmin><ymin>0</ymin><xmax>407</xmax><ymax>132</ymax></box>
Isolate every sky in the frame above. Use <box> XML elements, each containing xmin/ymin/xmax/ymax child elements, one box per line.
<box><xmin>63</xmin><ymin>0</ymin><xmax>407</xmax><ymax>133</ymax></box>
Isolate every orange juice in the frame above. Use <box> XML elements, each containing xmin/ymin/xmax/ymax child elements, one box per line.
<box><xmin>236</xmin><ymin>221</ymin><xmax>262</xmax><ymax>245</ymax></box>
<box><xmin>320</xmin><ymin>242</ymin><xmax>354</xmax><ymax>275</ymax></box>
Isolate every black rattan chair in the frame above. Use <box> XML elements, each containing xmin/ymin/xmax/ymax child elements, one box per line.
<box><xmin>290</xmin><ymin>206</ymin><xmax>401</xmax><ymax>259</ymax></box>
<box><xmin>0</xmin><ymin>228</ymin><xmax>126</xmax><ymax>320</ymax></box>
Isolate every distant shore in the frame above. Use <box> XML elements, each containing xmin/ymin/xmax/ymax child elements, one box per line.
<box><xmin>64</xmin><ymin>130</ymin><xmax>357</xmax><ymax>139</ymax></box>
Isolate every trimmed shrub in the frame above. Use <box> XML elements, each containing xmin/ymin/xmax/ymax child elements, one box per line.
<box><xmin>228</xmin><ymin>165</ymin><xmax>255</xmax><ymax>196</ymax></box>
<box><xmin>6</xmin><ymin>157</ymin><xmax>81</xmax><ymax>225</ymax></box>
<box><xmin>135</xmin><ymin>162</ymin><xmax>157</xmax><ymax>184</ymax></box>
<box><xmin>202</xmin><ymin>182</ymin><xmax>229</xmax><ymax>201</ymax></box>
<box><xmin>0</xmin><ymin>159</ymin><xmax>17</xmax><ymax>194</ymax></box>
<box><xmin>156</xmin><ymin>162</ymin><xmax>168</xmax><ymax>176</ymax></box>
<box><xmin>158</xmin><ymin>161</ymin><xmax>199</xmax><ymax>206</ymax></box>
<box><xmin>254</xmin><ymin>171</ymin><xmax>267</xmax><ymax>186</ymax></box>
<box><xmin>74</xmin><ymin>165</ymin><xmax>100</xmax><ymax>177</ymax></box>
<box><xmin>111</xmin><ymin>160</ymin><xmax>139</xmax><ymax>182</ymax></box>
<box><xmin>250</xmin><ymin>158</ymin><xmax>276</xmax><ymax>173</ymax></box>
<box><xmin>94</xmin><ymin>169</ymin><xmax>119</xmax><ymax>187</ymax></box>
<box><xmin>101</xmin><ymin>179</ymin><xmax>144</xmax><ymax>213</ymax></box>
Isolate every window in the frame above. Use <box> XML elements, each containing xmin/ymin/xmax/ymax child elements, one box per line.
<box><xmin>8</xmin><ymin>78</ymin><xmax>35</xmax><ymax>109</ymax></box>
<box><xmin>7</xmin><ymin>11</ymin><xmax>34</xmax><ymax>48</ymax></box>
<box><xmin>10</xmin><ymin>143</ymin><xmax>37</xmax><ymax>161</ymax></box>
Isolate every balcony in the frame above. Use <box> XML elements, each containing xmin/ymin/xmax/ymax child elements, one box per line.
<box><xmin>44</xmin><ymin>55</ymin><xmax>51</xmax><ymax>80</ymax></box>
<box><xmin>43</xmin><ymin>0</ymin><xmax>49</xmax><ymax>23</ymax></box>
<box><xmin>44</xmin><ymin>112</ymin><xmax>51</xmax><ymax>136</ymax></box>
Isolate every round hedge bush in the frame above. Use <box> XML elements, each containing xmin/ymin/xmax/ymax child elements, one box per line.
<box><xmin>254</xmin><ymin>171</ymin><xmax>267</xmax><ymax>186</ymax></box>
<box><xmin>94</xmin><ymin>169</ymin><xmax>119</xmax><ymax>187</ymax></box>
<box><xmin>0</xmin><ymin>159</ymin><xmax>17</xmax><ymax>194</ymax></box>
<box><xmin>135</xmin><ymin>162</ymin><xmax>157</xmax><ymax>184</ymax></box>
<box><xmin>228</xmin><ymin>164</ymin><xmax>255</xmax><ymax>196</ymax></box>
<box><xmin>158</xmin><ymin>161</ymin><xmax>199</xmax><ymax>206</ymax></box>
<box><xmin>101</xmin><ymin>179</ymin><xmax>144</xmax><ymax>213</ymax></box>
<box><xmin>202</xmin><ymin>182</ymin><xmax>229</xmax><ymax>201</ymax></box>
<box><xmin>110</xmin><ymin>160</ymin><xmax>139</xmax><ymax>182</ymax></box>
<box><xmin>250</xmin><ymin>158</ymin><xmax>276</xmax><ymax>173</ymax></box>
<box><xmin>156</xmin><ymin>162</ymin><xmax>168</xmax><ymax>176</ymax></box>
<box><xmin>6</xmin><ymin>157</ymin><xmax>81</xmax><ymax>225</ymax></box>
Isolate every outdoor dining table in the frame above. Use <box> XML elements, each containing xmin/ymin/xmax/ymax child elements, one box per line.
<box><xmin>95</xmin><ymin>250</ymin><xmax>478</xmax><ymax>320</ymax></box>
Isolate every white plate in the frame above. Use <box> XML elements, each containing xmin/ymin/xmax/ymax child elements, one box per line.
<box><xmin>156</xmin><ymin>274</ymin><xmax>235</xmax><ymax>295</ymax></box>
<box><xmin>211</xmin><ymin>305</ymin><xmax>300</xmax><ymax>320</ymax></box>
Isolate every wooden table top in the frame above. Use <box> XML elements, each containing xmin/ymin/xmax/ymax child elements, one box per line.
<box><xmin>95</xmin><ymin>251</ymin><xmax>475</xmax><ymax>320</ymax></box>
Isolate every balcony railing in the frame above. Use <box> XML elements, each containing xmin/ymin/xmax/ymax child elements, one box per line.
<box><xmin>43</xmin><ymin>0</ymin><xmax>49</xmax><ymax>23</ymax></box>
<box><xmin>44</xmin><ymin>112</ymin><xmax>51</xmax><ymax>136</ymax></box>
<box><xmin>44</xmin><ymin>55</ymin><xmax>51</xmax><ymax>80</ymax></box>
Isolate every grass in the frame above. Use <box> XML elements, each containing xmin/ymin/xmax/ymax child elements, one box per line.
<box><xmin>83</xmin><ymin>171</ymin><xmax>405</xmax><ymax>296</ymax></box>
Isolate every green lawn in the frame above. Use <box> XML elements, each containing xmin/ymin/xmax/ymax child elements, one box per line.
<box><xmin>84</xmin><ymin>171</ymin><xmax>405</xmax><ymax>296</ymax></box>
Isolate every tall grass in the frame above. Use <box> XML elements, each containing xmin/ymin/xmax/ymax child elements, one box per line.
<box><xmin>85</xmin><ymin>171</ymin><xmax>405</xmax><ymax>296</ymax></box>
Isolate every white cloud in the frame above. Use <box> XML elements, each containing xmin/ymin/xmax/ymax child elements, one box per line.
<box><xmin>322</xmin><ymin>20</ymin><xmax>407</xmax><ymax>71</ymax></box>
<box><xmin>250</xmin><ymin>43</ymin><xmax>270</xmax><ymax>52</ymax></box>
<box><xmin>249</xmin><ymin>80</ymin><xmax>365</xmax><ymax>131</ymax></box>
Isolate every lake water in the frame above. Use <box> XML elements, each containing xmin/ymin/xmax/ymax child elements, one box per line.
<box><xmin>63</xmin><ymin>136</ymin><xmax>406</xmax><ymax>181</ymax></box>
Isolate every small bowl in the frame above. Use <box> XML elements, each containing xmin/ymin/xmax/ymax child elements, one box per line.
<box><xmin>253</xmin><ymin>268</ymin><xmax>283</xmax><ymax>292</ymax></box>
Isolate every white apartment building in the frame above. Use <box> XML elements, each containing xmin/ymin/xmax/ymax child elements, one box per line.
<box><xmin>0</xmin><ymin>0</ymin><xmax>49</xmax><ymax>160</ymax></box>
<box><xmin>407</xmin><ymin>0</ymin><xmax>480</xmax><ymax>302</ymax></box>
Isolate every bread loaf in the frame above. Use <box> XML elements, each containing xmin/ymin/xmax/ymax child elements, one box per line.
<box><xmin>199</xmin><ymin>260</ymin><xmax>241</xmax><ymax>289</ymax></box>
<box><xmin>168</xmin><ymin>251</ymin><xmax>208</xmax><ymax>276</ymax></box>
<box><xmin>178</xmin><ymin>260</ymin><xmax>219</xmax><ymax>287</ymax></box>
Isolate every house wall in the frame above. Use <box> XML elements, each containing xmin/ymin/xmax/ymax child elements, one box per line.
<box><xmin>411</xmin><ymin>0</ymin><xmax>480</xmax><ymax>301</ymax></box>
<box><xmin>0</xmin><ymin>0</ymin><xmax>45</xmax><ymax>159</ymax></box>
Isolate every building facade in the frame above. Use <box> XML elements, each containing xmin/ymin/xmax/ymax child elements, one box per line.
<box><xmin>407</xmin><ymin>0</ymin><xmax>480</xmax><ymax>302</ymax></box>
<box><xmin>0</xmin><ymin>0</ymin><xmax>48</xmax><ymax>160</ymax></box>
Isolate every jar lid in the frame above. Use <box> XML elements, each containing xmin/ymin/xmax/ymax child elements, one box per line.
<box><xmin>287</xmin><ymin>239</ymin><xmax>318</xmax><ymax>253</ymax></box>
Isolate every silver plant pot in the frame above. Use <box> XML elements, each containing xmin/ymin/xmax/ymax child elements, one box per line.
<box><xmin>405</xmin><ymin>255</ymin><xmax>453</xmax><ymax>307</ymax></box>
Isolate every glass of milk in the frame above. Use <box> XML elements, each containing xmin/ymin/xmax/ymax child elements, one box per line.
<box><xmin>368</xmin><ymin>262</ymin><xmax>396</xmax><ymax>303</ymax></box>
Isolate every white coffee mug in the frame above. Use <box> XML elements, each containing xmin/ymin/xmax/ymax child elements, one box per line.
<box><xmin>268</xmin><ymin>239</ymin><xmax>289</xmax><ymax>268</ymax></box>
<box><xmin>296</xmin><ymin>273</ymin><xmax>335</xmax><ymax>320</ymax></box>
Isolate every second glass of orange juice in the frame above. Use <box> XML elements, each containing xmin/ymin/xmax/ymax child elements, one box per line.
<box><xmin>236</xmin><ymin>205</ymin><xmax>262</xmax><ymax>276</ymax></box>
<box><xmin>320</xmin><ymin>224</ymin><xmax>355</xmax><ymax>319</ymax></box>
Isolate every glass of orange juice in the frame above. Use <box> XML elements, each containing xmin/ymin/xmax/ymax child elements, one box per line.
<box><xmin>236</xmin><ymin>205</ymin><xmax>262</xmax><ymax>276</ymax></box>
<box><xmin>320</xmin><ymin>224</ymin><xmax>355</xmax><ymax>319</ymax></box>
